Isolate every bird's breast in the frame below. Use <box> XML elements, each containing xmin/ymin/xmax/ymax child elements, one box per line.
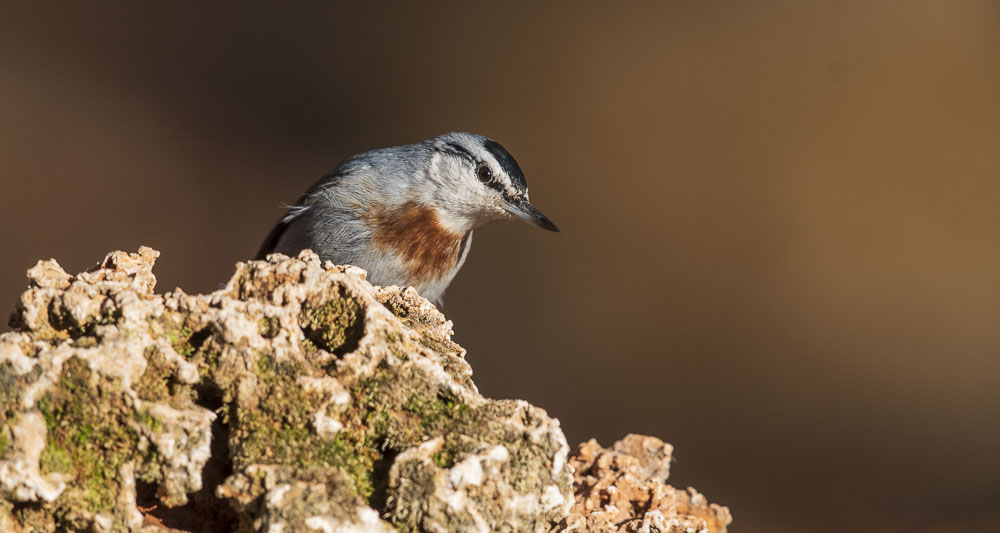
<box><xmin>363</xmin><ymin>201</ymin><xmax>466</xmax><ymax>288</ymax></box>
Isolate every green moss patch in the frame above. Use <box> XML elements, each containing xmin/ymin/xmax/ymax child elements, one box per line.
<box><xmin>0</xmin><ymin>429</ymin><xmax>9</xmax><ymax>459</ymax></box>
<box><xmin>258</xmin><ymin>316</ymin><xmax>281</xmax><ymax>339</ymax></box>
<box><xmin>153</xmin><ymin>310</ymin><xmax>211</xmax><ymax>360</ymax></box>
<box><xmin>0</xmin><ymin>362</ymin><xmax>19</xmax><ymax>423</ymax></box>
<box><xmin>225</xmin><ymin>349</ymin><xmax>515</xmax><ymax>512</ymax></box>
<box><xmin>1</xmin><ymin>361</ymin><xmax>42</xmax><ymax>459</ymax></box>
<box><xmin>37</xmin><ymin>356</ymin><xmax>161</xmax><ymax>528</ymax></box>
<box><xmin>300</xmin><ymin>289</ymin><xmax>365</xmax><ymax>356</ymax></box>
<box><xmin>228</xmin><ymin>352</ymin><xmax>375</xmax><ymax>499</ymax></box>
<box><xmin>331</xmin><ymin>361</ymin><xmax>550</xmax><ymax>525</ymax></box>
<box><xmin>134</xmin><ymin>347</ymin><xmax>195</xmax><ymax>409</ymax></box>
<box><xmin>346</xmin><ymin>364</ymin><xmax>566</xmax><ymax>529</ymax></box>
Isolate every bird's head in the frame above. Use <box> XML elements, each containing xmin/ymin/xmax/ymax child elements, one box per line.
<box><xmin>415</xmin><ymin>132</ymin><xmax>559</xmax><ymax>234</ymax></box>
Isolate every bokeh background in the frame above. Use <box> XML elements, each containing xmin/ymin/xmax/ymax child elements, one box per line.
<box><xmin>2</xmin><ymin>1</ymin><xmax>999</xmax><ymax>531</ymax></box>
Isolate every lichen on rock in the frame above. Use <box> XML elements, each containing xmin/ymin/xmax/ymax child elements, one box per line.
<box><xmin>0</xmin><ymin>247</ymin><xmax>730</xmax><ymax>532</ymax></box>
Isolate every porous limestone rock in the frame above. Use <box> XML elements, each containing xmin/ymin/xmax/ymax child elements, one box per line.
<box><xmin>0</xmin><ymin>247</ymin><xmax>731</xmax><ymax>532</ymax></box>
<box><xmin>0</xmin><ymin>248</ymin><xmax>572</xmax><ymax>532</ymax></box>
<box><xmin>555</xmin><ymin>435</ymin><xmax>733</xmax><ymax>533</ymax></box>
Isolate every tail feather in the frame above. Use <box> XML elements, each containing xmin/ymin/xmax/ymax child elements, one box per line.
<box><xmin>255</xmin><ymin>216</ymin><xmax>293</xmax><ymax>260</ymax></box>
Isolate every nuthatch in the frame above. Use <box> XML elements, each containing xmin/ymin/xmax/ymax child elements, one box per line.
<box><xmin>256</xmin><ymin>133</ymin><xmax>558</xmax><ymax>305</ymax></box>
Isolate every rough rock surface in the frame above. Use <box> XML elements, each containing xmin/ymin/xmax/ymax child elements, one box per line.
<box><xmin>555</xmin><ymin>435</ymin><xmax>732</xmax><ymax>533</ymax></box>
<box><xmin>0</xmin><ymin>248</ymin><xmax>730</xmax><ymax>532</ymax></box>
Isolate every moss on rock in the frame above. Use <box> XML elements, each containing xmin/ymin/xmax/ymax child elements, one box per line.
<box><xmin>134</xmin><ymin>347</ymin><xmax>195</xmax><ymax>410</ymax></box>
<box><xmin>228</xmin><ymin>351</ymin><xmax>373</xmax><ymax>500</ymax></box>
<box><xmin>36</xmin><ymin>356</ymin><xmax>159</xmax><ymax>527</ymax></box>
<box><xmin>0</xmin><ymin>362</ymin><xmax>20</xmax><ymax>461</ymax></box>
<box><xmin>300</xmin><ymin>288</ymin><xmax>365</xmax><ymax>356</ymax></box>
<box><xmin>0</xmin><ymin>248</ymin><xmax>625</xmax><ymax>533</ymax></box>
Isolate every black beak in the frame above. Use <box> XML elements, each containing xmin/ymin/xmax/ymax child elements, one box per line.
<box><xmin>505</xmin><ymin>198</ymin><xmax>559</xmax><ymax>232</ymax></box>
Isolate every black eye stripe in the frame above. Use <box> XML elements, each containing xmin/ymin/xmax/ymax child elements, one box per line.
<box><xmin>484</xmin><ymin>174</ymin><xmax>521</xmax><ymax>203</ymax></box>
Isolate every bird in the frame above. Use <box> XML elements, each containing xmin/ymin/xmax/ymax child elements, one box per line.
<box><xmin>256</xmin><ymin>132</ymin><xmax>558</xmax><ymax>305</ymax></box>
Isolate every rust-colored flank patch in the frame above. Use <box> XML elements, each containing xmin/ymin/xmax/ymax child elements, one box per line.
<box><xmin>365</xmin><ymin>200</ymin><xmax>464</xmax><ymax>286</ymax></box>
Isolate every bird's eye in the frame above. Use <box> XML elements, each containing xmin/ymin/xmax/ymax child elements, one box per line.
<box><xmin>476</xmin><ymin>163</ymin><xmax>493</xmax><ymax>183</ymax></box>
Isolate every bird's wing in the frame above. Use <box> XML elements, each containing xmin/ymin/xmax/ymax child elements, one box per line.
<box><xmin>254</xmin><ymin>169</ymin><xmax>346</xmax><ymax>260</ymax></box>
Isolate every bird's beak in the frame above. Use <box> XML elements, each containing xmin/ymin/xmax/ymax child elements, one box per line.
<box><xmin>504</xmin><ymin>198</ymin><xmax>559</xmax><ymax>232</ymax></box>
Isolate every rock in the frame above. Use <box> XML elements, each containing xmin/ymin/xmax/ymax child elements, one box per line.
<box><xmin>0</xmin><ymin>247</ymin><xmax>730</xmax><ymax>532</ymax></box>
<box><xmin>555</xmin><ymin>435</ymin><xmax>732</xmax><ymax>533</ymax></box>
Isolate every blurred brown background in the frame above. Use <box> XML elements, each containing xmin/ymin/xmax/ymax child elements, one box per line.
<box><xmin>2</xmin><ymin>1</ymin><xmax>999</xmax><ymax>531</ymax></box>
